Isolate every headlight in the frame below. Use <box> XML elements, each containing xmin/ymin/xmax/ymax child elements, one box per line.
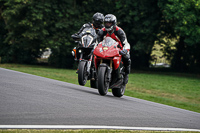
<box><xmin>79</xmin><ymin>49</ymin><xmax>82</xmax><ymax>53</ymax></box>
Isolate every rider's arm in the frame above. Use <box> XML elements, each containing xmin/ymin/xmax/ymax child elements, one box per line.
<box><xmin>76</xmin><ymin>26</ymin><xmax>84</xmax><ymax>35</ymax></box>
<box><xmin>77</xmin><ymin>23</ymin><xmax>89</xmax><ymax>35</ymax></box>
<box><xmin>97</xmin><ymin>29</ymin><xmax>104</xmax><ymax>43</ymax></box>
<box><xmin>92</xmin><ymin>29</ymin><xmax>106</xmax><ymax>50</ymax></box>
<box><xmin>73</xmin><ymin>23</ymin><xmax>92</xmax><ymax>36</ymax></box>
<box><xmin>71</xmin><ymin>25</ymin><xmax>85</xmax><ymax>40</ymax></box>
<box><xmin>116</xmin><ymin>29</ymin><xmax>130</xmax><ymax>51</ymax></box>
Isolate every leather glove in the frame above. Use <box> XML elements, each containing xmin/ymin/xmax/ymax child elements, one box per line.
<box><xmin>71</xmin><ymin>34</ymin><xmax>81</xmax><ymax>40</ymax></box>
<box><xmin>119</xmin><ymin>49</ymin><xmax>128</xmax><ymax>56</ymax></box>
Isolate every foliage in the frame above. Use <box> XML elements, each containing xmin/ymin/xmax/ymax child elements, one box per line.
<box><xmin>115</xmin><ymin>0</ymin><xmax>162</xmax><ymax>68</ymax></box>
<box><xmin>0</xmin><ymin>0</ymin><xmax>199</xmax><ymax>71</ymax></box>
<box><xmin>0</xmin><ymin>0</ymin><xmax>79</xmax><ymax>66</ymax></box>
<box><xmin>158</xmin><ymin>0</ymin><xmax>200</xmax><ymax>71</ymax></box>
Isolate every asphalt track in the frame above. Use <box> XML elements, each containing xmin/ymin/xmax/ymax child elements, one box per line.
<box><xmin>0</xmin><ymin>68</ymin><xmax>200</xmax><ymax>131</ymax></box>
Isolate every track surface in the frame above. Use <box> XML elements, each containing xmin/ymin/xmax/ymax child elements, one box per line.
<box><xmin>0</xmin><ymin>68</ymin><xmax>200</xmax><ymax>130</ymax></box>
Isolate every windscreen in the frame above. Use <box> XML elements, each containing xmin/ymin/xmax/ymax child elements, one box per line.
<box><xmin>102</xmin><ymin>37</ymin><xmax>116</xmax><ymax>47</ymax></box>
<box><xmin>81</xmin><ymin>27</ymin><xmax>96</xmax><ymax>37</ymax></box>
<box><xmin>80</xmin><ymin>27</ymin><xmax>96</xmax><ymax>47</ymax></box>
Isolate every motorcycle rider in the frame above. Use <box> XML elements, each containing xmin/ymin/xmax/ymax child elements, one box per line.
<box><xmin>97</xmin><ymin>14</ymin><xmax>131</xmax><ymax>84</ymax></box>
<box><xmin>71</xmin><ymin>12</ymin><xmax>104</xmax><ymax>39</ymax></box>
<box><xmin>71</xmin><ymin>12</ymin><xmax>104</xmax><ymax>73</ymax></box>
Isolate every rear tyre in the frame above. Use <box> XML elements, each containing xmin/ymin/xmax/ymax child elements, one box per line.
<box><xmin>78</xmin><ymin>61</ymin><xmax>88</xmax><ymax>86</ymax></box>
<box><xmin>112</xmin><ymin>85</ymin><xmax>125</xmax><ymax>97</ymax></box>
<box><xmin>98</xmin><ymin>67</ymin><xmax>109</xmax><ymax>96</ymax></box>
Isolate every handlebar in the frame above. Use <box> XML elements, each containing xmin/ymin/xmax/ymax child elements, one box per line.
<box><xmin>71</xmin><ymin>34</ymin><xmax>81</xmax><ymax>40</ymax></box>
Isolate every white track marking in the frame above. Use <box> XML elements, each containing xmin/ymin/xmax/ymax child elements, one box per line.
<box><xmin>0</xmin><ymin>125</ymin><xmax>200</xmax><ymax>131</ymax></box>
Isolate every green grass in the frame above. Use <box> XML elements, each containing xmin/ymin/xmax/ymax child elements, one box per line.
<box><xmin>0</xmin><ymin>64</ymin><xmax>199</xmax><ymax>113</ymax></box>
<box><xmin>125</xmin><ymin>72</ymin><xmax>200</xmax><ymax>112</ymax></box>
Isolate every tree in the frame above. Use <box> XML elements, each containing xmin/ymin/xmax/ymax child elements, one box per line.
<box><xmin>115</xmin><ymin>0</ymin><xmax>162</xmax><ymax>68</ymax></box>
<box><xmin>1</xmin><ymin>0</ymin><xmax>199</xmax><ymax>72</ymax></box>
<box><xmin>1</xmin><ymin>0</ymin><xmax>80</xmax><ymax>67</ymax></box>
<box><xmin>158</xmin><ymin>0</ymin><xmax>200</xmax><ymax>71</ymax></box>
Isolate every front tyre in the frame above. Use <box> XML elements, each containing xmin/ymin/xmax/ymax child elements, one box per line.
<box><xmin>98</xmin><ymin>67</ymin><xmax>109</xmax><ymax>96</ymax></box>
<box><xmin>112</xmin><ymin>85</ymin><xmax>126</xmax><ymax>97</ymax></box>
<box><xmin>78</xmin><ymin>61</ymin><xmax>88</xmax><ymax>86</ymax></box>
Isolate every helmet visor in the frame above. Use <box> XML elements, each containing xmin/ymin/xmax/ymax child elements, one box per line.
<box><xmin>105</xmin><ymin>22</ymin><xmax>113</xmax><ymax>31</ymax></box>
<box><xmin>93</xmin><ymin>19</ymin><xmax>103</xmax><ymax>28</ymax></box>
<box><xmin>105</xmin><ymin>22</ymin><xmax>112</xmax><ymax>28</ymax></box>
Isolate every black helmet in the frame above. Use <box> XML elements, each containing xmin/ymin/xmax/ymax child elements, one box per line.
<box><xmin>104</xmin><ymin>14</ymin><xmax>117</xmax><ymax>32</ymax></box>
<box><xmin>92</xmin><ymin>12</ymin><xmax>104</xmax><ymax>29</ymax></box>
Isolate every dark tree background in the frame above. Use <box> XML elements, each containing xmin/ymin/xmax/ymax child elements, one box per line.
<box><xmin>0</xmin><ymin>0</ymin><xmax>199</xmax><ymax>72</ymax></box>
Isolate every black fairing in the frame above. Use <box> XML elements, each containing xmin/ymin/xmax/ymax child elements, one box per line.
<box><xmin>76</xmin><ymin>27</ymin><xmax>96</xmax><ymax>60</ymax></box>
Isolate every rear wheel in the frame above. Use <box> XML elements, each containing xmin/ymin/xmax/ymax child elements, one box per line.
<box><xmin>98</xmin><ymin>67</ymin><xmax>109</xmax><ymax>96</ymax></box>
<box><xmin>78</xmin><ymin>61</ymin><xmax>88</xmax><ymax>86</ymax></box>
<box><xmin>112</xmin><ymin>85</ymin><xmax>125</xmax><ymax>97</ymax></box>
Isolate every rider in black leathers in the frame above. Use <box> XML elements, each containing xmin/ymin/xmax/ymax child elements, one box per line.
<box><xmin>71</xmin><ymin>12</ymin><xmax>104</xmax><ymax>73</ymax></box>
<box><xmin>71</xmin><ymin>12</ymin><xmax>104</xmax><ymax>39</ymax></box>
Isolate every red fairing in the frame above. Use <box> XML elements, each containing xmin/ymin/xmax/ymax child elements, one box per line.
<box><xmin>94</xmin><ymin>56</ymin><xmax>99</xmax><ymax>69</ymax></box>
<box><xmin>93</xmin><ymin>43</ymin><xmax>120</xmax><ymax>58</ymax></box>
<box><xmin>94</xmin><ymin>56</ymin><xmax>121</xmax><ymax>70</ymax></box>
<box><xmin>93</xmin><ymin>37</ymin><xmax>122</xmax><ymax>70</ymax></box>
<box><xmin>113</xmin><ymin>56</ymin><xmax>121</xmax><ymax>70</ymax></box>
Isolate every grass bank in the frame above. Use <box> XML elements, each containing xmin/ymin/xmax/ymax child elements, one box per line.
<box><xmin>0</xmin><ymin>64</ymin><xmax>199</xmax><ymax>113</ymax></box>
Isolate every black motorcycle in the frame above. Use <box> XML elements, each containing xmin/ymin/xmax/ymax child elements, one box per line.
<box><xmin>71</xmin><ymin>27</ymin><xmax>97</xmax><ymax>88</ymax></box>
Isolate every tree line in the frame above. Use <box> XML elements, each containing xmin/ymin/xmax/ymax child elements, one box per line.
<box><xmin>0</xmin><ymin>0</ymin><xmax>199</xmax><ymax>72</ymax></box>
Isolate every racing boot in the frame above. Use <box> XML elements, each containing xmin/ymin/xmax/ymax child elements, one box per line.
<box><xmin>123</xmin><ymin>73</ymin><xmax>128</xmax><ymax>84</ymax></box>
<box><xmin>123</xmin><ymin>59</ymin><xmax>131</xmax><ymax>84</ymax></box>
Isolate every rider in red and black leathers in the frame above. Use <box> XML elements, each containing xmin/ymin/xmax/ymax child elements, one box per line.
<box><xmin>97</xmin><ymin>14</ymin><xmax>131</xmax><ymax>84</ymax></box>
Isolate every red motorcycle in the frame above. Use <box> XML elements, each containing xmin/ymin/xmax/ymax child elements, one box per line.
<box><xmin>93</xmin><ymin>37</ymin><xmax>126</xmax><ymax>97</ymax></box>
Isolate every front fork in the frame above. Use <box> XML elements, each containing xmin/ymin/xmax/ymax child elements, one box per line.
<box><xmin>86</xmin><ymin>55</ymin><xmax>93</xmax><ymax>75</ymax></box>
<box><xmin>107</xmin><ymin>66</ymin><xmax>112</xmax><ymax>82</ymax></box>
<box><xmin>98</xmin><ymin>60</ymin><xmax>113</xmax><ymax>83</ymax></box>
<box><xmin>79</xmin><ymin>53</ymin><xmax>83</xmax><ymax>62</ymax></box>
<box><xmin>78</xmin><ymin>53</ymin><xmax>94</xmax><ymax>79</ymax></box>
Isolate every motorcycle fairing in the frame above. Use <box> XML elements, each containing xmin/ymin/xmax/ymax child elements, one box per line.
<box><xmin>93</xmin><ymin>37</ymin><xmax>122</xmax><ymax>70</ymax></box>
<box><xmin>105</xmin><ymin>32</ymin><xmax>123</xmax><ymax>50</ymax></box>
<box><xmin>113</xmin><ymin>56</ymin><xmax>121</xmax><ymax>70</ymax></box>
<box><xmin>93</xmin><ymin>43</ymin><xmax>120</xmax><ymax>58</ymax></box>
<box><xmin>81</xmin><ymin>34</ymin><xmax>94</xmax><ymax>47</ymax></box>
<box><xmin>93</xmin><ymin>56</ymin><xmax>121</xmax><ymax>70</ymax></box>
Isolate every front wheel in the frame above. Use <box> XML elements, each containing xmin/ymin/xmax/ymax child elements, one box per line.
<box><xmin>98</xmin><ymin>67</ymin><xmax>109</xmax><ymax>96</ymax></box>
<box><xmin>78</xmin><ymin>61</ymin><xmax>88</xmax><ymax>86</ymax></box>
<box><xmin>112</xmin><ymin>85</ymin><xmax>126</xmax><ymax>97</ymax></box>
